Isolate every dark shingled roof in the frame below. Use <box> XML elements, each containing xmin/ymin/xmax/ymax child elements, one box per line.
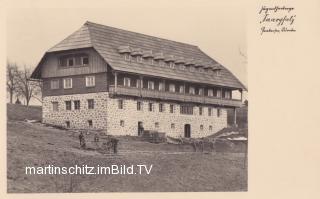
<box><xmin>32</xmin><ymin>21</ymin><xmax>246</xmax><ymax>90</ymax></box>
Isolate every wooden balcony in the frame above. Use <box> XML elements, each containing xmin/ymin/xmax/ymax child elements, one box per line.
<box><xmin>109</xmin><ymin>85</ymin><xmax>242</xmax><ymax>107</ymax></box>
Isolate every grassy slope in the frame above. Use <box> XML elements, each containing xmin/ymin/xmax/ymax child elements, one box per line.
<box><xmin>7</xmin><ymin>104</ymin><xmax>247</xmax><ymax>192</ymax></box>
<box><xmin>7</xmin><ymin>103</ymin><xmax>42</xmax><ymax>121</ymax></box>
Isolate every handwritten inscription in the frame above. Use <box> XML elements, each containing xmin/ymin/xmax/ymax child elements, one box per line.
<box><xmin>259</xmin><ymin>6</ymin><xmax>296</xmax><ymax>35</ymax></box>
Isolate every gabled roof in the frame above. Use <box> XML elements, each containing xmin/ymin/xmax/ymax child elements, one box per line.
<box><xmin>32</xmin><ymin>21</ymin><xmax>246</xmax><ymax>90</ymax></box>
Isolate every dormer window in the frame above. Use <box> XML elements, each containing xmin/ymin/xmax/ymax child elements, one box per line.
<box><xmin>169</xmin><ymin>62</ymin><xmax>175</xmax><ymax>69</ymax></box>
<box><xmin>124</xmin><ymin>53</ymin><xmax>131</xmax><ymax>61</ymax></box>
<box><xmin>189</xmin><ymin>66</ymin><xmax>195</xmax><ymax>72</ymax></box>
<box><xmin>136</xmin><ymin>55</ymin><xmax>142</xmax><ymax>63</ymax></box>
<box><xmin>59</xmin><ymin>53</ymin><xmax>89</xmax><ymax>67</ymax></box>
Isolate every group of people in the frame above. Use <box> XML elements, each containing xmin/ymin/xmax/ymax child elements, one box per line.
<box><xmin>78</xmin><ymin>131</ymin><xmax>119</xmax><ymax>154</ymax></box>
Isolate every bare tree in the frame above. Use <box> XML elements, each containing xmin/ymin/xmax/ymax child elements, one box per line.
<box><xmin>6</xmin><ymin>62</ymin><xmax>19</xmax><ymax>104</ymax></box>
<box><xmin>15</xmin><ymin>66</ymin><xmax>42</xmax><ymax>106</ymax></box>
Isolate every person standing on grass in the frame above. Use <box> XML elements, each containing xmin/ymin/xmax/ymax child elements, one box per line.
<box><xmin>79</xmin><ymin>131</ymin><xmax>86</xmax><ymax>149</ymax></box>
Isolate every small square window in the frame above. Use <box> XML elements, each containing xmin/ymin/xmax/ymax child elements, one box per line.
<box><xmin>88</xmin><ymin>99</ymin><xmax>94</xmax><ymax>109</ymax></box>
<box><xmin>86</xmin><ymin>76</ymin><xmax>95</xmax><ymax>87</ymax></box>
<box><xmin>120</xmin><ymin>120</ymin><xmax>125</xmax><ymax>127</ymax></box>
<box><xmin>200</xmin><ymin>125</ymin><xmax>204</xmax><ymax>130</ymax></box>
<box><xmin>137</xmin><ymin>101</ymin><xmax>142</xmax><ymax>111</ymax></box>
<box><xmin>74</xmin><ymin>100</ymin><xmax>80</xmax><ymax>110</ymax></box>
<box><xmin>65</xmin><ymin>101</ymin><xmax>72</xmax><ymax>110</ymax></box>
<box><xmin>63</xmin><ymin>78</ymin><xmax>72</xmax><ymax>89</ymax></box>
<box><xmin>52</xmin><ymin>102</ymin><xmax>59</xmax><ymax>111</ymax></box>
<box><xmin>50</xmin><ymin>80</ymin><xmax>59</xmax><ymax>89</ymax></box>
<box><xmin>148</xmin><ymin>103</ymin><xmax>153</xmax><ymax>112</ymax></box>
<box><xmin>88</xmin><ymin>120</ymin><xmax>93</xmax><ymax>128</ymax></box>
<box><xmin>118</xmin><ymin>100</ymin><xmax>124</xmax><ymax>109</ymax></box>
<box><xmin>170</xmin><ymin>104</ymin><xmax>174</xmax><ymax>113</ymax></box>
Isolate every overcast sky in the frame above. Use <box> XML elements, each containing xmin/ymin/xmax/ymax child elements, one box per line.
<box><xmin>6</xmin><ymin>0</ymin><xmax>247</xmax><ymax>89</ymax></box>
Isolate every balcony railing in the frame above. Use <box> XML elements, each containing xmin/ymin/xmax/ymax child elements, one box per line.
<box><xmin>109</xmin><ymin>85</ymin><xmax>242</xmax><ymax>107</ymax></box>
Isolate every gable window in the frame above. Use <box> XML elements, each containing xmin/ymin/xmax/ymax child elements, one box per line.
<box><xmin>63</xmin><ymin>78</ymin><xmax>72</xmax><ymax>89</ymax></box>
<box><xmin>86</xmin><ymin>76</ymin><xmax>95</xmax><ymax>87</ymax></box>
<box><xmin>199</xmin><ymin>107</ymin><xmax>203</xmax><ymax>115</ymax></box>
<box><xmin>198</xmin><ymin>88</ymin><xmax>204</xmax><ymax>95</ymax></box>
<box><xmin>179</xmin><ymin>85</ymin><xmax>185</xmax><ymax>93</ymax></box>
<box><xmin>137</xmin><ymin>101</ymin><xmax>142</xmax><ymax>111</ymax></box>
<box><xmin>169</xmin><ymin>84</ymin><xmax>175</xmax><ymax>92</ymax></box>
<box><xmin>147</xmin><ymin>81</ymin><xmax>154</xmax><ymax>90</ymax></box>
<box><xmin>50</xmin><ymin>79</ymin><xmax>59</xmax><ymax>89</ymax></box>
<box><xmin>88</xmin><ymin>99</ymin><xmax>94</xmax><ymax>109</ymax></box>
<box><xmin>180</xmin><ymin>105</ymin><xmax>193</xmax><ymax>115</ymax></box>
<box><xmin>208</xmin><ymin>107</ymin><xmax>212</xmax><ymax>116</ymax></box>
<box><xmin>118</xmin><ymin>99</ymin><xmax>124</xmax><ymax>109</ymax></box>
<box><xmin>74</xmin><ymin>100</ymin><xmax>80</xmax><ymax>110</ymax></box>
<box><xmin>148</xmin><ymin>103</ymin><xmax>154</xmax><ymax>112</ymax></box>
<box><xmin>208</xmin><ymin>89</ymin><xmax>213</xmax><ymax>97</ymax></box>
<box><xmin>65</xmin><ymin>101</ymin><xmax>72</xmax><ymax>110</ymax></box>
<box><xmin>124</xmin><ymin>77</ymin><xmax>131</xmax><ymax>87</ymax></box>
<box><xmin>159</xmin><ymin>103</ymin><xmax>165</xmax><ymax>112</ymax></box>
<box><xmin>52</xmin><ymin>102</ymin><xmax>59</xmax><ymax>112</ymax></box>
<box><xmin>217</xmin><ymin>108</ymin><xmax>221</xmax><ymax>117</ymax></box>
<box><xmin>170</xmin><ymin>104</ymin><xmax>174</xmax><ymax>113</ymax></box>
<box><xmin>88</xmin><ymin>120</ymin><xmax>93</xmax><ymax>128</ymax></box>
<box><xmin>159</xmin><ymin>82</ymin><xmax>165</xmax><ymax>91</ymax></box>
<box><xmin>189</xmin><ymin>86</ymin><xmax>195</xmax><ymax>95</ymax></box>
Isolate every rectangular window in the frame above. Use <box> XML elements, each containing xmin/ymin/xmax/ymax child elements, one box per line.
<box><xmin>85</xmin><ymin>76</ymin><xmax>95</xmax><ymax>87</ymax></box>
<box><xmin>136</xmin><ymin>79</ymin><xmax>142</xmax><ymax>88</ymax></box>
<box><xmin>217</xmin><ymin>108</ymin><xmax>221</xmax><ymax>117</ymax></box>
<box><xmin>124</xmin><ymin>53</ymin><xmax>131</xmax><ymax>61</ymax></box>
<box><xmin>88</xmin><ymin>99</ymin><xmax>94</xmax><ymax>109</ymax></box>
<box><xmin>209</xmin><ymin>125</ymin><xmax>213</xmax><ymax>131</ymax></box>
<box><xmin>189</xmin><ymin>86</ymin><xmax>195</xmax><ymax>95</ymax></box>
<box><xmin>159</xmin><ymin>103</ymin><xmax>164</xmax><ymax>112</ymax></box>
<box><xmin>170</xmin><ymin>104</ymin><xmax>174</xmax><ymax>113</ymax></box>
<box><xmin>169</xmin><ymin>84</ymin><xmax>175</xmax><ymax>92</ymax></box>
<box><xmin>208</xmin><ymin>89</ymin><xmax>213</xmax><ymax>97</ymax></box>
<box><xmin>216</xmin><ymin>89</ymin><xmax>222</xmax><ymax>98</ymax></box>
<box><xmin>124</xmin><ymin>77</ymin><xmax>131</xmax><ymax>87</ymax></box>
<box><xmin>82</xmin><ymin>56</ymin><xmax>89</xmax><ymax>65</ymax></box>
<box><xmin>63</xmin><ymin>78</ymin><xmax>72</xmax><ymax>89</ymax></box>
<box><xmin>88</xmin><ymin>120</ymin><xmax>93</xmax><ymax>128</ymax></box>
<box><xmin>52</xmin><ymin>102</ymin><xmax>59</xmax><ymax>112</ymax></box>
<box><xmin>208</xmin><ymin>107</ymin><xmax>212</xmax><ymax>116</ymax></box>
<box><xmin>200</xmin><ymin>125</ymin><xmax>204</xmax><ymax>130</ymax></box>
<box><xmin>120</xmin><ymin>120</ymin><xmax>125</xmax><ymax>127</ymax></box>
<box><xmin>66</xmin><ymin>121</ymin><xmax>70</xmax><ymax>128</ymax></box>
<box><xmin>65</xmin><ymin>101</ymin><xmax>71</xmax><ymax>110</ymax></box>
<box><xmin>199</xmin><ymin>107</ymin><xmax>203</xmax><ymax>115</ymax></box>
<box><xmin>180</xmin><ymin>105</ymin><xmax>193</xmax><ymax>115</ymax></box>
<box><xmin>198</xmin><ymin>88</ymin><xmax>204</xmax><ymax>95</ymax></box>
<box><xmin>147</xmin><ymin>81</ymin><xmax>154</xmax><ymax>90</ymax></box>
<box><xmin>224</xmin><ymin>90</ymin><xmax>231</xmax><ymax>99</ymax></box>
<box><xmin>171</xmin><ymin>123</ymin><xmax>175</xmax><ymax>129</ymax></box>
<box><xmin>179</xmin><ymin>85</ymin><xmax>185</xmax><ymax>93</ymax></box>
<box><xmin>118</xmin><ymin>100</ymin><xmax>124</xmax><ymax>109</ymax></box>
<box><xmin>136</xmin><ymin>56</ymin><xmax>142</xmax><ymax>63</ymax></box>
<box><xmin>159</xmin><ymin>82</ymin><xmax>165</xmax><ymax>91</ymax></box>
<box><xmin>137</xmin><ymin>101</ymin><xmax>142</xmax><ymax>111</ymax></box>
<box><xmin>74</xmin><ymin>100</ymin><xmax>80</xmax><ymax>110</ymax></box>
<box><xmin>155</xmin><ymin>122</ymin><xmax>159</xmax><ymax>128</ymax></box>
<box><xmin>148</xmin><ymin>103</ymin><xmax>153</xmax><ymax>112</ymax></box>
<box><xmin>67</xmin><ymin>58</ymin><xmax>74</xmax><ymax>66</ymax></box>
<box><xmin>50</xmin><ymin>79</ymin><xmax>59</xmax><ymax>89</ymax></box>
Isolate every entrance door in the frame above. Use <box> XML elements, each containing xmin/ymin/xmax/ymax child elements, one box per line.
<box><xmin>184</xmin><ymin>124</ymin><xmax>191</xmax><ymax>138</ymax></box>
<box><xmin>138</xmin><ymin>121</ymin><xmax>143</xmax><ymax>136</ymax></box>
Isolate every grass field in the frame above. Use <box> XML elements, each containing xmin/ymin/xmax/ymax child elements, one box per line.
<box><xmin>7</xmin><ymin>104</ymin><xmax>247</xmax><ymax>192</ymax></box>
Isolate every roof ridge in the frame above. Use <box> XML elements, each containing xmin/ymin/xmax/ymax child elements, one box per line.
<box><xmin>84</xmin><ymin>21</ymin><xmax>199</xmax><ymax>49</ymax></box>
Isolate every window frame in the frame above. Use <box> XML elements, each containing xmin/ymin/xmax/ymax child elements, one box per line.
<box><xmin>65</xmin><ymin>101</ymin><xmax>72</xmax><ymax>111</ymax></box>
<box><xmin>74</xmin><ymin>100</ymin><xmax>80</xmax><ymax>110</ymax></box>
<box><xmin>118</xmin><ymin>99</ymin><xmax>124</xmax><ymax>109</ymax></box>
<box><xmin>169</xmin><ymin>84</ymin><xmax>175</xmax><ymax>92</ymax></box>
<box><xmin>52</xmin><ymin>102</ymin><xmax>59</xmax><ymax>112</ymax></box>
<box><xmin>85</xmin><ymin>76</ymin><xmax>95</xmax><ymax>87</ymax></box>
<box><xmin>147</xmin><ymin>81</ymin><xmax>154</xmax><ymax>90</ymax></box>
<box><xmin>63</xmin><ymin>78</ymin><xmax>72</xmax><ymax>89</ymax></box>
<box><xmin>87</xmin><ymin>99</ymin><xmax>94</xmax><ymax>109</ymax></box>
<box><xmin>50</xmin><ymin>79</ymin><xmax>59</xmax><ymax>90</ymax></box>
<box><xmin>123</xmin><ymin>77</ymin><xmax>131</xmax><ymax>87</ymax></box>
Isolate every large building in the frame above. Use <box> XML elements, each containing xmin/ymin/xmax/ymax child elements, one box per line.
<box><xmin>31</xmin><ymin>21</ymin><xmax>246</xmax><ymax>138</ymax></box>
